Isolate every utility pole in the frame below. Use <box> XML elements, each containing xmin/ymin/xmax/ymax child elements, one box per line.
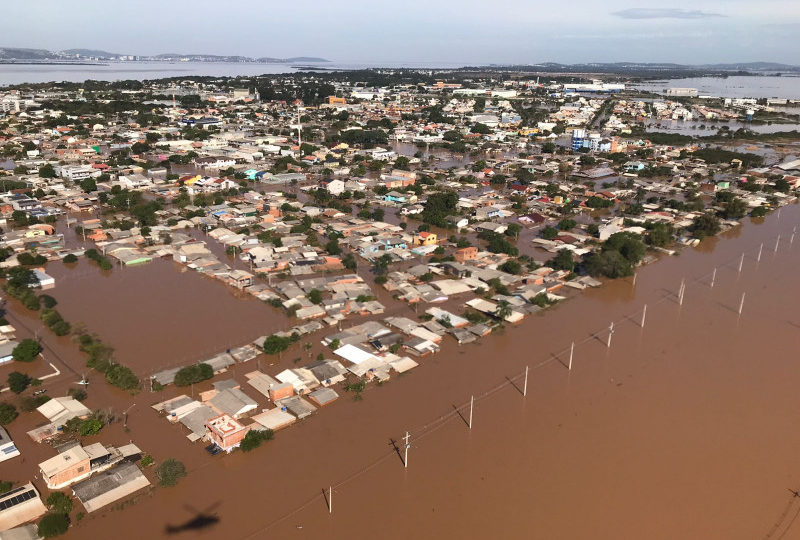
<box><xmin>678</xmin><ymin>278</ymin><xmax>685</xmax><ymax>306</ymax></box>
<box><xmin>403</xmin><ymin>431</ymin><xmax>410</xmax><ymax>468</ymax></box>
<box><xmin>523</xmin><ymin>366</ymin><xmax>529</xmax><ymax>397</ymax></box>
<box><xmin>710</xmin><ymin>268</ymin><xmax>716</xmax><ymax>288</ymax></box>
<box><xmin>468</xmin><ymin>396</ymin><xmax>474</xmax><ymax>429</ymax></box>
<box><xmin>632</xmin><ymin>272</ymin><xmax>637</xmax><ymax>288</ymax></box>
<box><xmin>328</xmin><ymin>486</ymin><xmax>332</xmax><ymax>514</ymax></box>
<box><xmin>607</xmin><ymin>322</ymin><xmax>614</xmax><ymax>348</ymax></box>
<box><xmin>297</xmin><ymin>104</ymin><xmax>302</xmax><ymax>148</ymax></box>
<box><xmin>775</xmin><ymin>235</ymin><xmax>780</xmax><ymax>253</ymax></box>
<box><xmin>641</xmin><ymin>304</ymin><xmax>647</xmax><ymax>328</ymax></box>
<box><xmin>738</xmin><ymin>292</ymin><xmax>746</xmax><ymax>316</ymax></box>
<box><xmin>569</xmin><ymin>342</ymin><xmax>574</xmax><ymax>370</ymax></box>
<box><xmin>757</xmin><ymin>243</ymin><xmax>763</xmax><ymax>262</ymax></box>
<box><xmin>738</xmin><ymin>253</ymin><xmax>744</xmax><ymax>273</ymax></box>
<box><xmin>123</xmin><ymin>403</ymin><xmax>135</xmax><ymax>429</ymax></box>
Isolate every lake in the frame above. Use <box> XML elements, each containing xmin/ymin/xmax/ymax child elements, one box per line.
<box><xmin>635</xmin><ymin>75</ymin><xmax>800</xmax><ymax>100</ymax></box>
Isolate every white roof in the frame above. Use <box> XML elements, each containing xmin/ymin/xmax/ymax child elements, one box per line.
<box><xmin>348</xmin><ymin>356</ymin><xmax>389</xmax><ymax>377</ymax></box>
<box><xmin>465</xmin><ymin>298</ymin><xmax>497</xmax><ymax>313</ymax></box>
<box><xmin>275</xmin><ymin>369</ymin><xmax>307</xmax><ymax>393</ymax></box>
<box><xmin>409</xmin><ymin>326</ymin><xmax>442</xmax><ymax>343</ymax></box>
<box><xmin>334</xmin><ymin>344</ymin><xmax>379</xmax><ymax>365</ymax></box>
<box><xmin>388</xmin><ymin>356</ymin><xmax>419</xmax><ymax>373</ymax></box>
<box><xmin>431</xmin><ymin>279</ymin><xmax>472</xmax><ymax>295</ymax></box>
<box><xmin>251</xmin><ymin>408</ymin><xmax>296</xmax><ymax>431</ymax></box>
<box><xmin>36</xmin><ymin>397</ymin><xmax>91</xmax><ymax>426</ymax></box>
<box><xmin>425</xmin><ymin>307</ymin><xmax>469</xmax><ymax>327</ymax></box>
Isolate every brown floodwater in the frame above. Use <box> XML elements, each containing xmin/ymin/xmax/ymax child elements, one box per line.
<box><xmin>5</xmin><ymin>202</ymin><xmax>800</xmax><ymax>540</ymax></box>
<box><xmin>42</xmin><ymin>258</ymin><xmax>286</xmax><ymax>376</ymax></box>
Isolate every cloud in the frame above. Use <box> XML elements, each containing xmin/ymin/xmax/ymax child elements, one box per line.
<box><xmin>612</xmin><ymin>8</ymin><xmax>725</xmax><ymax>20</ymax></box>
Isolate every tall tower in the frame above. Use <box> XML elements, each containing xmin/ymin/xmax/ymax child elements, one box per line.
<box><xmin>297</xmin><ymin>103</ymin><xmax>302</xmax><ymax>147</ymax></box>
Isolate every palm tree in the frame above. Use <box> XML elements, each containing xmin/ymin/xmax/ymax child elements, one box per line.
<box><xmin>495</xmin><ymin>300</ymin><xmax>512</xmax><ymax>322</ymax></box>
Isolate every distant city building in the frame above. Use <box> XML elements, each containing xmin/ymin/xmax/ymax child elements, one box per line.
<box><xmin>666</xmin><ymin>87</ymin><xmax>699</xmax><ymax>97</ymax></box>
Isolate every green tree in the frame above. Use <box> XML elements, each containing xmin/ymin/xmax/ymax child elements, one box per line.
<box><xmin>173</xmin><ymin>363</ymin><xmax>214</xmax><ymax>386</ymax></box>
<box><xmin>240</xmin><ymin>428</ymin><xmax>274</xmax><ymax>452</ymax></box>
<box><xmin>325</xmin><ymin>237</ymin><xmax>341</xmax><ymax>255</ymax></box>
<box><xmin>373</xmin><ymin>254</ymin><xmax>393</xmax><ymax>275</ymax></box>
<box><xmin>549</xmin><ymin>250</ymin><xmax>575</xmax><ymax>272</ymax></box>
<box><xmin>691</xmin><ymin>213</ymin><xmax>721</xmax><ymax>239</ymax></box>
<box><xmin>585</xmin><ymin>250</ymin><xmax>633</xmax><ymax>278</ymax></box>
<box><xmin>263</xmin><ymin>335</ymin><xmax>292</xmax><ymax>355</ymax></box>
<box><xmin>541</xmin><ymin>226</ymin><xmax>558</xmax><ymax>240</ymax></box>
<box><xmin>38</xmin><ymin>512</ymin><xmax>70</xmax><ymax>538</ymax></box>
<box><xmin>12</xmin><ymin>339</ymin><xmax>41</xmax><ymax>363</ymax></box>
<box><xmin>505</xmin><ymin>223</ymin><xmax>521</xmax><ymax>239</ymax></box>
<box><xmin>79</xmin><ymin>178</ymin><xmax>97</xmax><ymax>193</ymax></box>
<box><xmin>11</xmin><ymin>210</ymin><xmax>28</xmax><ymax>226</ymax></box>
<box><xmin>79</xmin><ymin>417</ymin><xmax>103</xmax><ymax>436</ymax></box>
<box><xmin>307</xmin><ymin>289</ymin><xmax>323</xmax><ymax>304</ymax></box>
<box><xmin>558</xmin><ymin>218</ymin><xmax>576</xmax><ymax>231</ymax></box>
<box><xmin>46</xmin><ymin>492</ymin><xmax>73</xmax><ymax>515</ymax></box>
<box><xmin>38</xmin><ymin>164</ymin><xmax>56</xmax><ymax>178</ymax></box>
<box><xmin>603</xmin><ymin>232</ymin><xmax>646</xmax><ymax>265</ymax></box>
<box><xmin>104</xmin><ymin>364</ymin><xmax>139</xmax><ymax>390</ymax></box>
<box><xmin>495</xmin><ymin>300</ymin><xmax>512</xmax><ymax>321</ymax></box>
<box><xmin>647</xmin><ymin>223</ymin><xmax>674</xmax><ymax>247</ymax></box>
<box><xmin>156</xmin><ymin>458</ymin><xmax>187</xmax><ymax>487</ymax></box>
<box><xmin>394</xmin><ymin>156</ymin><xmax>410</xmax><ymax>170</ymax></box>
<box><xmin>421</xmin><ymin>191</ymin><xmax>458</xmax><ymax>227</ymax></box>
<box><xmin>499</xmin><ymin>260</ymin><xmax>522</xmax><ymax>275</ymax></box>
<box><xmin>0</xmin><ymin>403</ymin><xmax>17</xmax><ymax>425</ymax></box>
<box><xmin>7</xmin><ymin>371</ymin><xmax>31</xmax><ymax>394</ymax></box>
<box><xmin>721</xmin><ymin>197</ymin><xmax>748</xmax><ymax>220</ymax></box>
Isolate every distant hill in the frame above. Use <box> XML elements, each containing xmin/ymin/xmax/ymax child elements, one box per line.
<box><xmin>61</xmin><ymin>48</ymin><xmax>126</xmax><ymax>58</ymax></box>
<box><xmin>0</xmin><ymin>47</ymin><xmax>58</xmax><ymax>60</ymax></box>
<box><xmin>475</xmin><ymin>61</ymin><xmax>800</xmax><ymax>77</ymax></box>
<box><xmin>0</xmin><ymin>47</ymin><xmax>329</xmax><ymax>63</ymax></box>
<box><xmin>698</xmin><ymin>62</ymin><xmax>800</xmax><ymax>71</ymax></box>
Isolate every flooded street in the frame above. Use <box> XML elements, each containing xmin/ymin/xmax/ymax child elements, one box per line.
<box><xmin>25</xmin><ymin>200</ymin><xmax>798</xmax><ymax>539</ymax></box>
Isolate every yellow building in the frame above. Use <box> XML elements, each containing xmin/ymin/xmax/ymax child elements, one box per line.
<box><xmin>414</xmin><ymin>231</ymin><xmax>438</xmax><ymax>246</ymax></box>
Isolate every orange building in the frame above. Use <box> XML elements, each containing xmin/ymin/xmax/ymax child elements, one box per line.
<box><xmin>327</xmin><ymin>96</ymin><xmax>346</xmax><ymax>105</ymax></box>
<box><xmin>206</xmin><ymin>414</ymin><xmax>249</xmax><ymax>452</ymax></box>
<box><xmin>454</xmin><ymin>246</ymin><xmax>478</xmax><ymax>262</ymax></box>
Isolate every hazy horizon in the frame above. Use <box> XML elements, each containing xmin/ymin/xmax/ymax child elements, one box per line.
<box><xmin>3</xmin><ymin>0</ymin><xmax>799</xmax><ymax>65</ymax></box>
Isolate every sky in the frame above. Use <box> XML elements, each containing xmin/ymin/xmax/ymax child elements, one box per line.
<box><xmin>3</xmin><ymin>0</ymin><xmax>800</xmax><ymax>65</ymax></box>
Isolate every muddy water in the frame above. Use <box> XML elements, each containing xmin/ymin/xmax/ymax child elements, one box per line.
<box><xmin>42</xmin><ymin>258</ymin><xmax>285</xmax><ymax>375</ymax></box>
<box><xmin>32</xmin><ymin>202</ymin><xmax>800</xmax><ymax>540</ymax></box>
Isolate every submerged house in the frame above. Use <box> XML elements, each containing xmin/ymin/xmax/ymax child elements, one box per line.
<box><xmin>72</xmin><ymin>462</ymin><xmax>151</xmax><ymax>513</ymax></box>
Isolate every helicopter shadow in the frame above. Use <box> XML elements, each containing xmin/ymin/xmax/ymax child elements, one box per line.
<box><xmin>165</xmin><ymin>502</ymin><xmax>221</xmax><ymax>535</ymax></box>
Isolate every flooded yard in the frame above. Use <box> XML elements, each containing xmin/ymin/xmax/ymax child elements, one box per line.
<box><xmin>43</xmin><ymin>258</ymin><xmax>285</xmax><ymax>375</ymax></box>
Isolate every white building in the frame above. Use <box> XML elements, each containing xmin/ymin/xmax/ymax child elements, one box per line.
<box><xmin>59</xmin><ymin>165</ymin><xmax>99</xmax><ymax>182</ymax></box>
<box><xmin>0</xmin><ymin>426</ymin><xmax>20</xmax><ymax>462</ymax></box>
<box><xmin>324</xmin><ymin>179</ymin><xmax>345</xmax><ymax>196</ymax></box>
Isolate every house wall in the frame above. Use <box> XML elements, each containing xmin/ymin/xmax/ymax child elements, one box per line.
<box><xmin>45</xmin><ymin>458</ymin><xmax>90</xmax><ymax>488</ymax></box>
